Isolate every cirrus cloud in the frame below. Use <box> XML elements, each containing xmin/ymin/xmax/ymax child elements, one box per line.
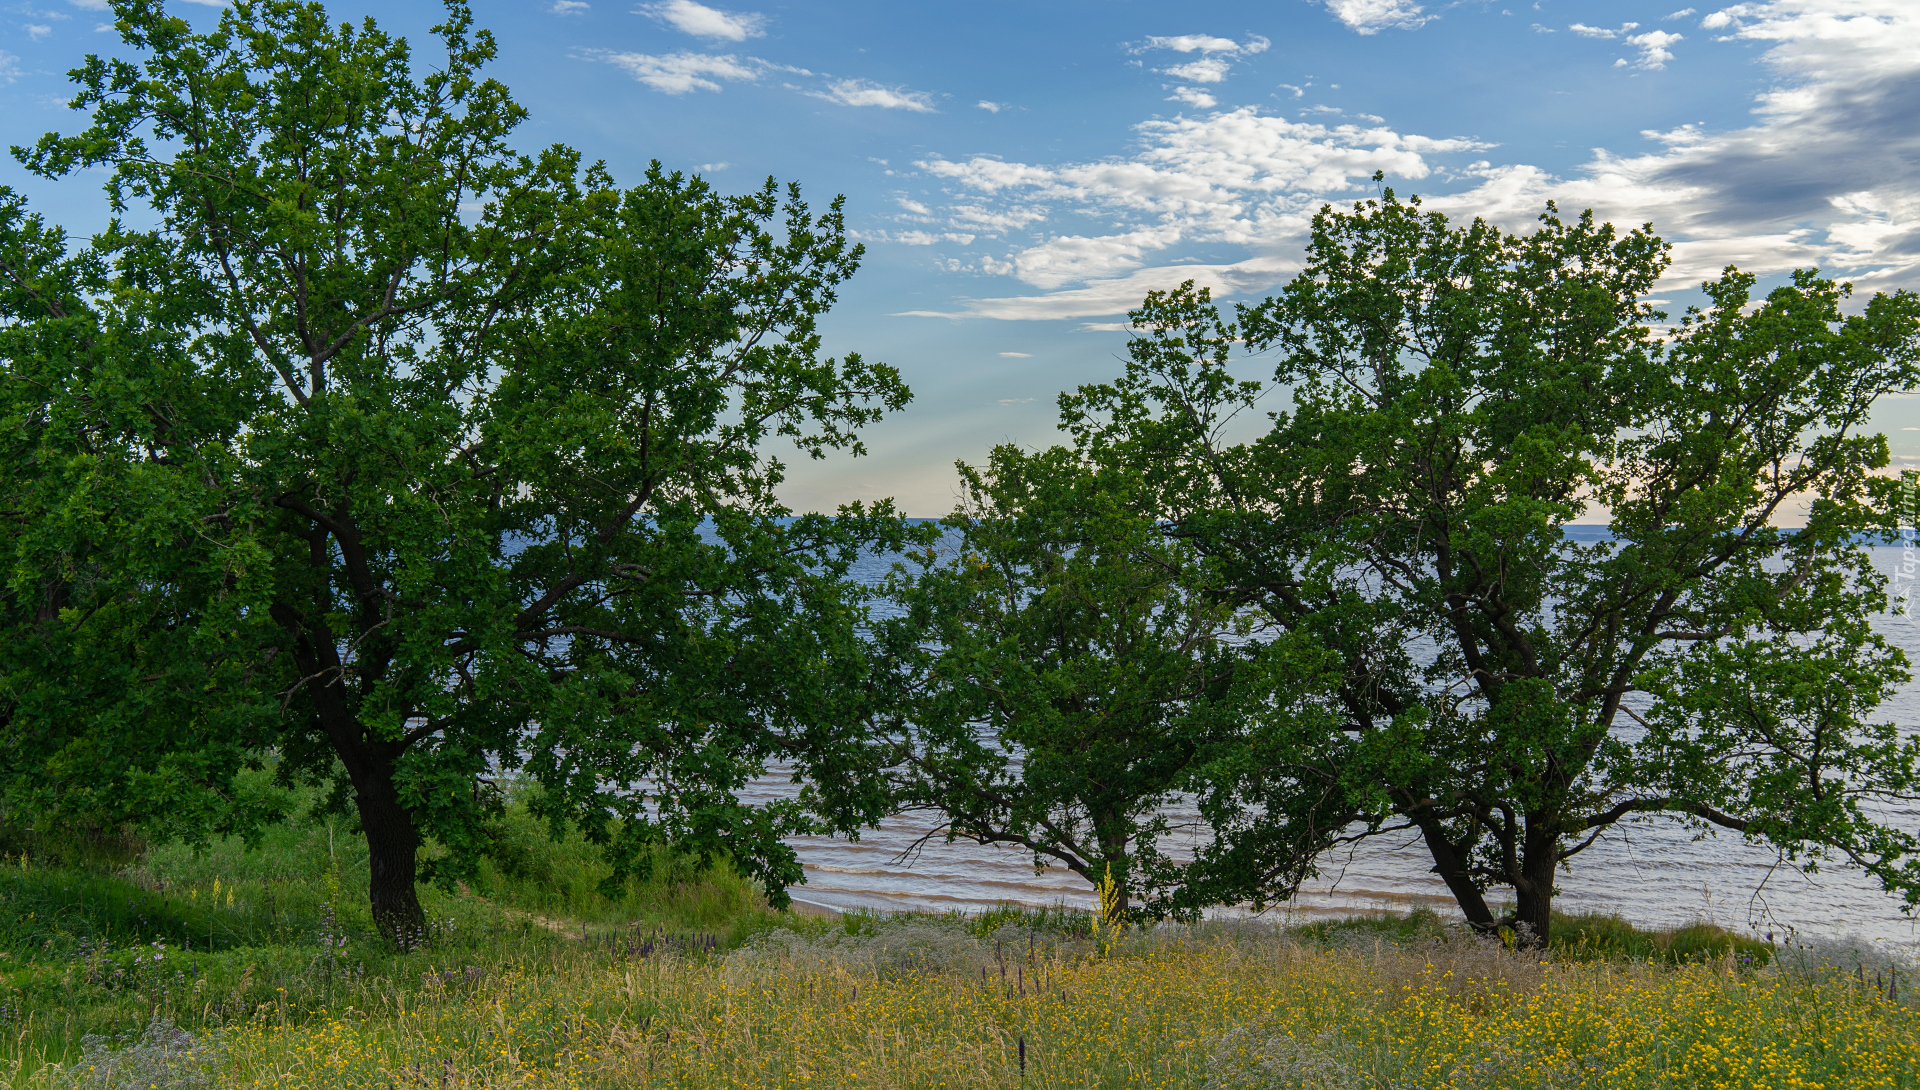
<box><xmin>596</xmin><ymin>50</ymin><xmax>761</xmax><ymax>94</ymax></box>
<box><xmin>808</xmin><ymin>78</ymin><xmax>937</xmax><ymax>112</ymax></box>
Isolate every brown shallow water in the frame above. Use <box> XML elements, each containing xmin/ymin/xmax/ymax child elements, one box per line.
<box><xmin>754</xmin><ymin>543</ymin><xmax>1920</xmax><ymax>952</ymax></box>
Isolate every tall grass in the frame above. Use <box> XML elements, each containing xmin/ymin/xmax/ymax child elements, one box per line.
<box><xmin>4</xmin><ymin>799</ymin><xmax>1916</xmax><ymax>1089</ymax></box>
<box><xmin>0</xmin><ymin>791</ymin><xmax>781</xmax><ymax>1084</ymax></box>
<box><xmin>13</xmin><ymin>916</ymin><xmax>1914</xmax><ymax>1089</ymax></box>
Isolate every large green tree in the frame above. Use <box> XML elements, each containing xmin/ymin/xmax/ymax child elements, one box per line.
<box><xmin>874</xmin><ymin>446</ymin><xmax>1332</xmax><ymax>921</ymax></box>
<box><xmin>1064</xmin><ymin>190</ymin><xmax>1920</xmax><ymax>945</ymax></box>
<box><xmin>3</xmin><ymin>0</ymin><xmax>912</xmax><ymax>938</ymax></box>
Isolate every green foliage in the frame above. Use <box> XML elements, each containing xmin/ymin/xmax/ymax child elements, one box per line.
<box><xmin>0</xmin><ymin>183</ymin><xmax>286</xmax><ymax>854</ymax></box>
<box><xmin>875</xmin><ymin>446</ymin><xmax>1328</xmax><ymax>919</ymax></box>
<box><xmin>1551</xmin><ymin>912</ymin><xmax>1773</xmax><ymax>967</ymax></box>
<box><xmin>1287</xmin><ymin>907</ymin><xmax>1450</xmax><ymax>947</ymax></box>
<box><xmin>961</xmin><ymin>903</ymin><xmax>1101</xmax><ymax>939</ymax></box>
<box><xmin>1</xmin><ymin>0</ymin><xmax>912</xmax><ymax>938</ymax></box>
<box><xmin>1063</xmin><ymin>186</ymin><xmax>1920</xmax><ymax>945</ymax></box>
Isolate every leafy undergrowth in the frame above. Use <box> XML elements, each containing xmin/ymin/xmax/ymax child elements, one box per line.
<box><xmin>1293</xmin><ymin>907</ymin><xmax>1779</xmax><ymax>968</ymax></box>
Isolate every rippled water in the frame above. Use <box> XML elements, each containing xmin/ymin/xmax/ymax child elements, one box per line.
<box><xmin>757</xmin><ymin>543</ymin><xmax>1920</xmax><ymax>950</ymax></box>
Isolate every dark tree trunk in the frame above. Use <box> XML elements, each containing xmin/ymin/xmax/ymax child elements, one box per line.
<box><xmin>1511</xmin><ymin>820</ymin><xmax>1559</xmax><ymax>950</ymax></box>
<box><xmin>344</xmin><ymin>752</ymin><xmax>427</xmax><ymax>946</ymax></box>
<box><xmin>270</xmin><ymin>522</ymin><xmax>429</xmax><ymax>946</ymax></box>
<box><xmin>1415</xmin><ymin>816</ymin><xmax>1500</xmax><ymax>933</ymax></box>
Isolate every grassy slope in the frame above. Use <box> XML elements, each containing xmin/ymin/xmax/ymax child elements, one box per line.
<box><xmin>1</xmin><ymin>805</ymin><xmax>1915</xmax><ymax>1089</ymax></box>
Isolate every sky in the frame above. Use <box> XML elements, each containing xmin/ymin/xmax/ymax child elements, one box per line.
<box><xmin>2</xmin><ymin>0</ymin><xmax>1918</xmax><ymax>514</ymax></box>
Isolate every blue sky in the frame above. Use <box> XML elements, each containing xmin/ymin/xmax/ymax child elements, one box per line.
<box><xmin>3</xmin><ymin>0</ymin><xmax>1917</xmax><ymax>514</ymax></box>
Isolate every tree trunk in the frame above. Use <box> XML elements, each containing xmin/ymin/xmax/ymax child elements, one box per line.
<box><xmin>1415</xmin><ymin>817</ymin><xmax>1500</xmax><ymax>933</ymax></box>
<box><xmin>344</xmin><ymin>752</ymin><xmax>427</xmax><ymax>946</ymax></box>
<box><xmin>1511</xmin><ymin>821</ymin><xmax>1559</xmax><ymax>950</ymax></box>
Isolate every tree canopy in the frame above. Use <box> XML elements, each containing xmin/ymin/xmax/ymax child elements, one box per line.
<box><xmin>1064</xmin><ymin>189</ymin><xmax>1920</xmax><ymax>945</ymax></box>
<box><xmin>875</xmin><ymin>446</ymin><xmax>1331</xmax><ymax>921</ymax></box>
<box><xmin>2</xmin><ymin>0</ymin><xmax>914</xmax><ymax>938</ymax></box>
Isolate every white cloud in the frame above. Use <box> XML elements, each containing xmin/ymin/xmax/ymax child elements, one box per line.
<box><xmin>1139</xmin><ymin>33</ymin><xmax>1270</xmax><ymax>55</ymax></box>
<box><xmin>808</xmin><ymin>78</ymin><xmax>937</xmax><ymax>112</ymax></box>
<box><xmin>902</xmin><ymin>231</ymin><xmax>976</xmax><ymax>245</ymax></box>
<box><xmin>857</xmin><ymin>229</ymin><xmax>976</xmax><ymax>246</ymax></box>
<box><xmin>999</xmin><ymin>227</ymin><xmax>1188</xmax><ymax>288</ymax></box>
<box><xmin>1570</xmin><ymin>22</ymin><xmax>1639</xmax><ymax>38</ymax></box>
<box><xmin>1140</xmin><ymin>34</ymin><xmax>1240</xmax><ymax>53</ymax></box>
<box><xmin>978</xmin><ymin>100</ymin><xmax>1005</xmax><ymax>112</ymax></box>
<box><xmin>1625</xmin><ymin>29</ymin><xmax>1684</xmax><ymax>68</ymax></box>
<box><xmin>598</xmin><ymin>51</ymin><xmax>760</xmax><ymax>94</ymax></box>
<box><xmin>0</xmin><ymin>51</ymin><xmax>18</xmax><ymax>83</ymax></box>
<box><xmin>1666</xmin><ymin>7</ymin><xmax>1697</xmax><ymax>17</ymax></box>
<box><xmin>897</xmin><ymin>258</ymin><xmax>1297</xmax><ymax>320</ymax></box>
<box><xmin>1161</xmin><ymin>57</ymin><xmax>1233</xmax><ymax>83</ymax></box>
<box><xmin>25</xmin><ymin>24</ymin><xmax>50</xmax><ymax>39</ymax></box>
<box><xmin>1136</xmin><ymin>33</ymin><xmax>1269</xmax><ymax>89</ymax></box>
<box><xmin>64</xmin><ymin>0</ymin><xmax>107</xmax><ymax>9</ymax></box>
<box><xmin>640</xmin><ymin>0</ymin><xmax>765</xmax><ymax>41</ymax></box>
<box><xmin>998</xmin><ymin>352</ymin><xmax>1033</xmax><ymax>358</ymax></box>
<box><xmin>1419</xmin><ymin>1</ymin><xmax>1920</xmax><ymax>290</ymax></box>
<box><xmin>947</xmin><ymin>203</ymin><xmax>1052</xmax><ymax>233</ymax></box>
<box><xmin>923</xmin><ymin>109</ymin><xmax>1487</xmax><ymax>207</ymax></box>
<box><xmin>915</xmin><ymin>109</ymin><xmax>1489</xmax><ymax>292</ymax></box>
<box><xmin>1573</xmin><ymin>23</ymin><xmax>1682</xmax><ymax>67</ymax></box>
<box><xmin>552</xmin><ymin>1</ymin><xmax>589</xmax><ymax>14</ymax></box>
<box><xmin>699</xmin><ymin>161</ymin><xmax>730</xmax><ymax>172</ymax></box>
<box><xmin>1324</xmin><ymin>0</ymin><xmax>1436</xmax><ymax>34</ymax></box>
<box><xmin>904</xmin><ymin>0</ymin><xmax>1920</xmax><ymax>323</ymax></box>
<box><xmin>897</xmin><ymin>197</ymin><xmax>933</xmax><ymax>215</ymax></box>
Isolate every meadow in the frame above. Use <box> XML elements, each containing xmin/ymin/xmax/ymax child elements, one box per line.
<box><xmin>1</xmin><ymin>800</ymin><xmax>1915</xmax><ymax>1090</ymax></box>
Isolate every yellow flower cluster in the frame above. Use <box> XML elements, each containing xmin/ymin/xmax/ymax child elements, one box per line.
<box><xmin>57</xmin><ymin>931</ymin><xmax>1920</xmax><ymax>1090</ymax></box>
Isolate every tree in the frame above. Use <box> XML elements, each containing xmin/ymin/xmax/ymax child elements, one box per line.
<box><xmin>5</xmin><ymin>0</ymin><xmax>914</xmax><ymax>939</ymax></box>
<box><xmin>1062</xmin><ymin>189</ymin><xmax>1920</xmax><ymax>946</ymax></box>
<box><xmin>875</xmin><ymin>446</ymin><xmax>1325</xmax><ymax>921</ymax></box>
<box><xmin>0</xmin><ymin>189</ymin><xmax>285</xmax><ymax>852</ymax></box>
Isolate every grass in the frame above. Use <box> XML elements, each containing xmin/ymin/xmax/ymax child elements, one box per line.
<box><xmin>1293</xmin><ymin>907</ymin><xmax>1779</xmax><ymax>968</ymax></box>
<box><xmin>1</xmin><ymin>804</ymin><xmax>1916</xmax><ymax>1089</ymax></box>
